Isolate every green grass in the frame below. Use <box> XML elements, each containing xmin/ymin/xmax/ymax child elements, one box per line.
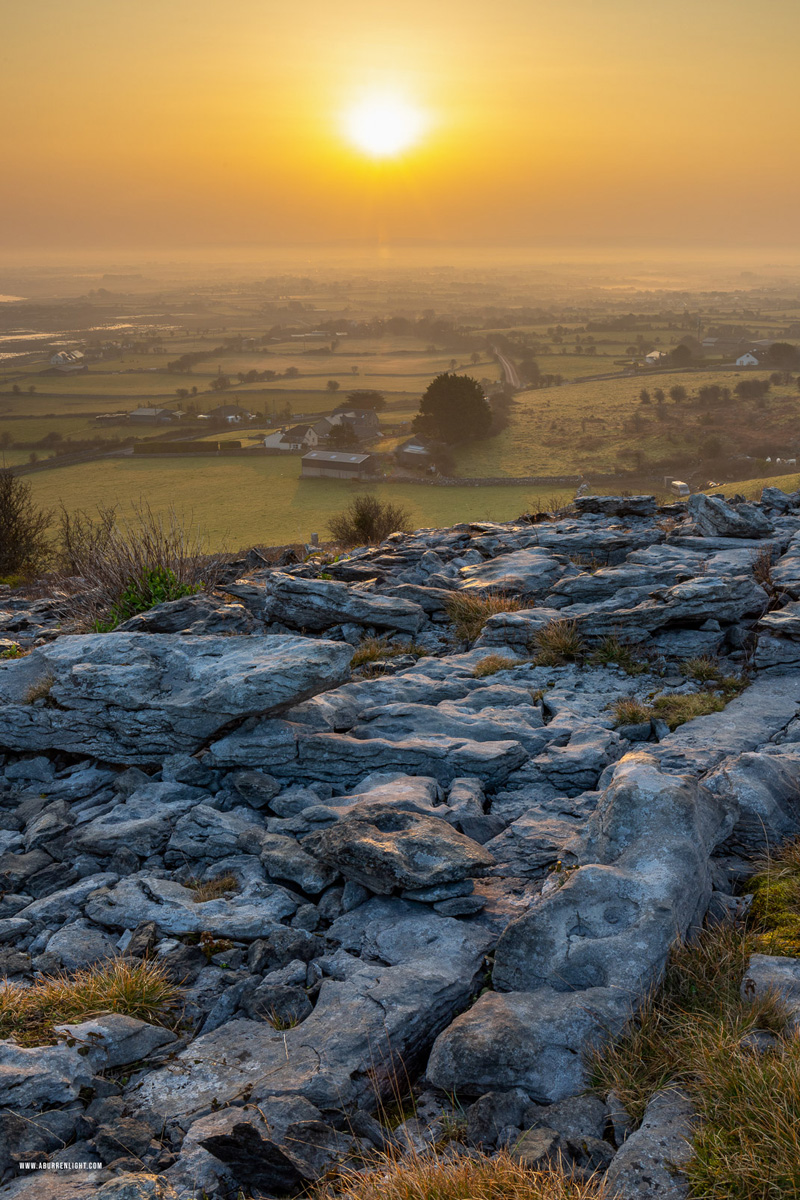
<box><xmin>27</xmin><ymin>458</ymin><xmax>577</xmax><ymax>550</ymax></box>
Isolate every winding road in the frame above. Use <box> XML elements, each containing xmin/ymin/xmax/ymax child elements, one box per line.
<box><xmin>492</xmin><ymin>345</ymin><xmax>522</xmax><ymax>389</ymax></box>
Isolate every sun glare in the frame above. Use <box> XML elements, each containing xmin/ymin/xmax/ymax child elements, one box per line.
<box><xmin>343</xmin><ymin>93</ymin><xmax>426</xmax><ymax>159</ymax></box>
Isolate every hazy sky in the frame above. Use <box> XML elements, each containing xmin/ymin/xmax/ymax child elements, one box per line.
<box><xmin>4</xmin><ymin>0</ymin><xmax>799</xmax><ymax>252</ymax></box>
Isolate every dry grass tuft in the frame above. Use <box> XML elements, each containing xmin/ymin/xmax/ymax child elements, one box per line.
<box><xmin>612</xmin><ymin>697</ymin><xmax>652</xmax><ymax>726</ymax></box>
<box><xmin>351</xmin><ymin>637</ymin><xmax>428</xmax><ymax>668</ymax></box>
<box><xmin>650</xmin><ymin>691</ymin><xmax>728</xmax><ymax>729</ymax></box>
<box><xmin>317</xmin><ymin>1147</ymin><xmax>605</xmax><ymax>1200</ymax></box>
<box><xmin>683</xmin><ymin>656</ymin><xmax>723</xmax><ymax>683</ymax></box>
<box><xmin>0</xmin><ymin>958</ymin><xmax>180</xmax><ymax>1047</ymax></box>
<box><xmin>446</xmin><ymin>592</ymin><xmax>522</xmax><ymax>643</ymax></box>
<box><xmin>472</xmin><ymin>654</ymin><xmax>518</xmax><ymax>678</ymax></box>
<box><xmin>531</xmin><ymin>619</ymin><xmax>584</xmax><ymax>667</ymax></box>
<box><xmin>592</xmin><ymin>636</ymin><xmax>648</xmax><ymax>676</ymax></box>
<box><xmin>592</xmin><ymin>919</ymin><xmax>799</xmax><ymax>1200</ymax></box>
<box><xmin>24</xmin><ymin>673</ymin><xmax>55</xmax><ymax>705</ymax></box>
<box><xmin>185</xmin><ymin>874</ymin><xmax>239</xmax><ymax>903</ymax></box>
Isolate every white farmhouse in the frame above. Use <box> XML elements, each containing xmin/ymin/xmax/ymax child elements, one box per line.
<box><xmin>736</xmin><ymin>352</ymin><xmax>760</xmax><ymax>367</ymax></box>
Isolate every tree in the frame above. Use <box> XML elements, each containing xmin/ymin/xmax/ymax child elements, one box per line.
<box><xmin>768</xmin><ymin>342</ymin><xmax>798</xmax><ymax>368</ymax></box>
<box><xmin>0</xmin><ymin>469</ymin><xmax>51</xmax><ymax>577</ymax></box>
<box><xmin>653</xmin><ymin>388</ymin><xmax>665</xmax><ymax>404</ymax></box>
<box><xmin>639</xmin><ymin>388</ymin><xmax>651</xmax><ymax>404</ymax></box>
<box><xmin>518</xmin><ymin>359</ymin><xmax>541</xmax><ymax>386</ymax></box>
<box><xmin>670</xmin><ymin>344</ymin><xmax>692</xmax><ymax>367</ymax></box>
<box><xmin>669</xmin><ymin>385</ymin><xmax>688</xmax><ymax>403</ymax></box>
<box><xmin>345</xmin><ymin>390</ymin><xmax>386</xmax><ymax>411</ymax></box>
<box><xmin>328</xmin><ymin>494</ymin><xmax>411</xmax><ymax>547</ymax></box>
<box><xmin>471</xmin><ymin>352</ymin><xmax>481</xmax><ymax>365</ymax></box>
<box><xmin>327</xmin><ymin>423</ymin><xmax>358</xmax><ymax>449</ymax></box>
<box><xmin>326</xmin><ymin>380</ymin><xmax>340</xmax><ymax>393</ymax></box>
<box><xmin>412</xmin><ymin>373</ymin><xmax>492</xmax><ymax>444</ymax></box>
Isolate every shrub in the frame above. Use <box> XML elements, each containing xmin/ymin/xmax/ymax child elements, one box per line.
<box><xmin>0</xmin><ymin>469</ymin><xmax>51</xmax><ymax>579</ymax></box>
<box><xmin>531</xmin><ymin>619</ymin><xmax>584</xmax><ymax>666</ymax></box>
<box><xmin>445</xmin><ymin>592</ymin><xmax>522</xmax><ymax>642</ymax></box>
<box><xmin>0</xmin><ymin>958</ymin><xmax>180</xmax><ymax>1047</ymax></box>
<box><xmin>57</xmin><ymin>500</ymin><xmax>221</xmax><ymax>629</ymax></box>
<box><xmin>96</xmin><ymin>565</ymin><xmax>201</xmax><ymax>631</ymax></box>
<box><xmin>472</xmin><ymin>654</ymin><xmax>517</xmax><ymax>677</ymax></box>
<box><xmin>328</xmin><ymin>494</ymin><xmax>412</xmax><ymax>547</ymax></box>
<box><xmin>24</xmin><ymin>674</ymin><xmax>55</xmax><ymax>705</ymax></box>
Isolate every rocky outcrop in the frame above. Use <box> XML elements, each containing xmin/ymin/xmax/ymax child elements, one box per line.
<box><xmin>0</xmin><ymin>634</ymin><xmax>352</xmax><ymax>763</ymax></box>
<box><xmin>2</xmin><ymin>490</ymin><xmax>800</xmax><ymax>1194</ymax></box>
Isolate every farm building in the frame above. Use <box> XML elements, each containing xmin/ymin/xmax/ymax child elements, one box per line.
<box><xmin>264</xmin><ymin>418</ymin><xmax>332</xmax><ymax>451</ymax></box>
<box><xmin>301</xmin><ymin>450</ymin><xmax>378</xmax><ymax>479</ymax></box>
<box><xmin>128</xmin><ymin>407</ymin><xmax>177</xmax><ymax>424</ymax></box>
<box><xmin>200</xmin><ymin>404</ymin><xmax>255</xmax><ymax>423</ymax></box>
<box><xmin>736</xmin><ymin>351</ymin><xmax>761</xmax><ymax>367</ymax></box>
<box><xmin>330</xmin><ymin>406</ymin><xmax>381</xmax><ymax>440</ymax></box>
<box><xmin>50</xmin><ymin>350</ymin><xmax>85</xmax><ymax>371</ymax></box>
<box><xmin>644</xmin><ymin>349</ymin><xmax>668</xmax><ymax>365</ymax></box>
<box><xmin>395</xmin><ymin>435</ymin><xmax>436</xmax><ymax>468</ymax></box>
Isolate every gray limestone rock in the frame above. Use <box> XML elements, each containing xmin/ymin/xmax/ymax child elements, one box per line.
<box><xmin>303</xmin><ymin>803</ymin><xmax>494</xmax><ymax>894</ymax></box>
<box><xmin>85</xmin><ymin>874</ymin><xmax>297</xmax><ymax>939</ymax></box>
<box><xmin>574</xmin><ymin>495</ymin><xmax>656</xmax><ymax>518</ymax></box>
<box><xmin>0</xmin><ymin>633</ymin><xmax>352</xmax><ymax>763</ymax></box>
<box><xmin>458</xmin><ymin>549</ymin><xmax>569</xmax><ymax>597</ymax></box>
<box><xmin>688</xmin><ymin>492</ymin><xmax>775</xmax><ymax>539</ymax></box>
<box><xmin>53</xmin><ymin>1014</ymin><xmax>176</xmax><ymax>1069</ymax></box>
<box><xmin>245</xmin><ymin>828</ymin><xmax>337</xmax><ymax>892</ymax></box>
<box><xmin>265</xmin><ymin>573</ymin><xmax>425</xmax><ymax>633</ymax></box>
<box><xmin>604</xmin><ymin>1088</ymin><xmax>695</xmax><ymax>1199</ymax></box>
<box><xmin>741</xmin><ymin>953</ymin><xmax>800</xmax><ymax>1027</ymax></box>
<box><xmin>44</xmin><ymin>919</ymin><xmax>118</xmax><ymax>969</ymax></box>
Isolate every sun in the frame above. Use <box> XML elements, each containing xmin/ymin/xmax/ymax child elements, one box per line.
<box><xmin>343</xmin><ymin>93</ymin><xmax>426</xmax><ymax>159</ymax></box>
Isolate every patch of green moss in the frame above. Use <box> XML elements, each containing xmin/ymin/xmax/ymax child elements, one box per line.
<box><xmin>748</xmin><ymin>865</ymin><xmax>800</xmax><ymax>957</ymax></box>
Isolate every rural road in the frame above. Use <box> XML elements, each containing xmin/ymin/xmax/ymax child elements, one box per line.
<box><xmin>492</xmin><ymin>345</ymin><xmax>522</xmax><ymax>389</ymax></box>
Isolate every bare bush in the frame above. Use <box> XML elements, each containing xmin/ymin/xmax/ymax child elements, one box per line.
<box><xmin>56</xmin><ymin>501</ymin><xmax>224</xmax><ymax>628</ymax></box>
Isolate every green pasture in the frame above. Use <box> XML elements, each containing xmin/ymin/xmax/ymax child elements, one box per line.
<box><xmin>26</xmin><ymin>456</ymin><xmax>576</xmax><ymax>551</ymax></box>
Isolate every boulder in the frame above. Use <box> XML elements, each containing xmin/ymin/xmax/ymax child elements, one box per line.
<box><xmin>741</xmin><ymin>954</ymin><xmax>800</xmax><ymax>1027</ymax></box>
<box><xmin>303</xmin><ymin>803</ymin><xmax>494</xmax><ymax>894</ymax></box>
<box><xmin>130</xmin><ymin>904</ymin><xmax>490</xmax><ymax>1122</ymax></box>
<box><xmin>688</xmin><ymin>492</ymin><xmax>775</xmax><ymax>538</ymax></box>
<box><xmin>457</xmin><ymin>549</ymin><xmax>568</xmax><ymax>597</ymax></box>
<box><xmin>0</xmin><ymin>633</ymin><xmax>352</xmax><ymax>764</ymax></box>
<box><xmin>426</xmin><ymin>986</ymin><xmax>629</xmax><ymax>1102</ymax></box>
<box><xmin>264</xmin><ymin>573</ymin><xmax>425</xmax><ymax>633</ymax></box>
<box><xmin>53</xmin><ymin>1014</ymin><xmax>176</xmax><ymax>1068</ymax></box>
<box><xmin>704</xmin><ymin>750</ymin><xmax>800</xmax><ymax>849</ymax></box>
<box><xmin>574</xmin><ymin>495</ymin><xmax>656</xmax><ymax>517</ymax></box>
<box><xmin>604</xmin><ymin>1088</ymin><xmax>695</xmax><ymax>1199</ymax></box>
<box><xmin>85</xmin><ymin>875</ymin><xmax>297</xmax><ymax>939</ymax></box>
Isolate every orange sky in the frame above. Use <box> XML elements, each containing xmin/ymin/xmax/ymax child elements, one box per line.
<box><xmin>3</xmin><ymin>0</ymin><xmax>799</xmax><ymax>251</ymax></box>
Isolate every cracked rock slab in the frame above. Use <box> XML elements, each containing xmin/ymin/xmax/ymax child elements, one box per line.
<box><xmin>0</xmin><ymin>633</ymin><xmax>352</xmax><ymax>764</ymax></box>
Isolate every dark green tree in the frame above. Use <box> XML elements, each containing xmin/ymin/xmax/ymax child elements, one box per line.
<box><xmin>412</xmin><ymin>373</ymin><xmax>492</xmax><ymax>443</ymax></box>
<box><xmin>345</xmin><ymin>389</ymin><xmax>386</xmax><ymax>410</ymax></box>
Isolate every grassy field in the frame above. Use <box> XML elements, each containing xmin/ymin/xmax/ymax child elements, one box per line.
<box><xmin>455</xmin><ymin>370</ymin><xmax>800</xmax><ymax>480</ymax></box>
<box><xmin>27</xmin><ymin>456</ymin><xmax>575</xmax><ymax>549</ymax></box>
<box><xmin>709</xmin><ymin>471</ymin><xmax>800</xmax><ymax>500</ymax></box>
